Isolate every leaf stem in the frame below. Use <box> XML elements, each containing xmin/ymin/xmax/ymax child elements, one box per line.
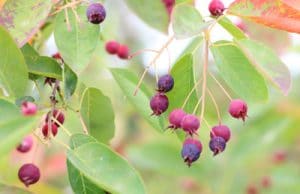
<box><xmin>78</xmin><ymin>112</ymin><xmax>89</xmax><ymax>134</ymax></box>
<box><xmin>200</xmin><ymin>31</ymin><xmax>209</xmax><ymax>121</ymax></box>
<box><xmin>208</xmin><ymin>71</ymin><xmax>232</xmax><ymax>101</ymax></box>
<box><xmin>207</xmin><ymin>88</ymin><xmax>222</xmax><ymax>125</ymax></box>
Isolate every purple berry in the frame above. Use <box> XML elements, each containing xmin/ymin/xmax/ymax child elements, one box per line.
<box><xmin>150</xmin><ymin>93</ymin><xmax>169</xmax><ymax>116</ymax></box>
<box><xmin>18</xmin><ymin>163</ymin><xmax>40</xmax><ymax>187</ymax></box>
<box><xmin>168</xmin><ymin>109</ymin><xmax>186</xmax><ymax>129</ymax></box>
<box><xmin>209</xmin><ymin>136</ymin><xmax>226</xmax><ymax>156</ymax></box>
<box><xmin>208</xmin><ymin>0</ymin><xmax>225</xmax><ymax>17</ymax></box>
<box><xmin>210</xmin><ymin>125</ymin><xmax>231</xmax><ymax>142</ymax></box>
<box><xmin>21</xmin><ymin>101</ymin><xmax>37</xmax><ymax>116</ymax></box>
<box><xmin>16</xmin><ymin>136</ymin><xmax>33</xmax><ymax>153</ymax></box>
<box><xmin>86</xmin><ymin>3</ymin><xmax>106</xmax><ymax>24</ymax></box>
<box><xmin>105</xmin><ymin>41</ymin><xmax>120</xmax><ymax>55</ymax></box>
<box><xmin>45</xmin><ymin>109</ymin><xmax>65</xmax><ymax>126</ymax></box>
<box><xmin>181</xmin><ymin>138</ymin><xmax>202</xmax><ymax>166</ymax></box>
<box><xmin>228</xmin><ymin>99</ymin><xmax>248</xmax><ymax>121</ymax></box>
<box><xmin>181</xmin><ymin>114</ymin><xmax>200</xmax><ymax>136</ymax></box>
<box><xmin>157</xmin><ymin>74</ymin><xmax>174</xmax><ymax>93</ymax></box>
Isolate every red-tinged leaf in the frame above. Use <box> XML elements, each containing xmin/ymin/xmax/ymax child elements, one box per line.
<box><xmin>228</xmin><ymin>0</ymin><xmax>300</xmax><ymax>33</ymax></box>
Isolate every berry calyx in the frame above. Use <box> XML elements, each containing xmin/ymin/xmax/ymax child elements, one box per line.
<box><xmin>42</xmin><ymin>123</ymin><xmax>58</xmax><ymax>138</ymax></box>
<box><xmin>181</xmin><ymin>138</ymin><xmax>202</xmax><ymax>167</ymax></box>
<box><xmin>86</xmin><ymin>3</ymin><xmax>106</xmax><ymax>24</ymax></box>
<box><xmin>21</xmin><ymin>101</ymin><xmax>37</xmax><ymax>116</ymax></box>
<box><xmin>228</xmin><ymin>99</ymin><xmax>248</xmax><ymax>121</ymax></box>
<box><xmin>168</xmin><ymin>109</ymin><xmax>186</xmax><ymax>129</ymax></box>
<box><xmin>16</xmin><ymin>136</ymin><xmax>33</xmax><ymax>153</ymax></box>
<box><xmin>150</xmin><ymin>93</ymin><xmax>169</xmax><ymax>116</ymax></box>
<box><xmin>45</xmin><ymin>109</ymin><xmax>65</xmax><ymax>126</ymax></box>
<box><xmin>157</xmin><ymin>74</ymin><xmax>174</xmax><ymax>93</ymax></box>
<box><xmin>18</xmin><ymin>163</ymin><xmax>40</xmax><ymax>187</ymax></box>
<box><xmin>209</xmin><ymin>136</ymin><xmax>226</xmax><ymax>156</ymax></box>
<box><xmin>181</xmin><ymin>114</ymin><xmax>200</xmax><ymax>136</ymax></box>
<box><xmin>208</xmin><ymin>0</ymin><xmax>225</xmax><ymax>17</ymax></box>
<box><xmin>117</xmin><ymin>45</ymin><xmax>129</xmax><ymax>59</ymax></box>
<box><xmin>105</xmin><ymin>41</ymin><xmax>120</xmax><ymax>55</ymax></box>
<box><xmin>210</xmin><ymin>125</ymin><xmax>231</xmax><ymax>142</ymax></box>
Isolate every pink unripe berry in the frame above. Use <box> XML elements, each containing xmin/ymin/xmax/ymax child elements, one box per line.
<box><xmin>208</xmin><ymin>0</ymin><xmax>225</xmax><ymax>17</ymax></box>
<box><xmin>18</xmin><ymin>163</ymin><xmax>40</xmax><ymax>187</ymax></box>
<box><xmin>16</xmin><ymin>136</ymin><xmax>33</xmax><ymax>153</ymax></box>
<box><xmin>45</xmin><ymin>109</ymin><xmax>65</xmax><ymax>126</ymax></box>
<box><xmin>105</xmin><ymin>41</ymin><xmax>120</xmax><ymax>55</ymax></box>
<box><xmin>181</xmin><ymin>114</ymin><xmax>200</xmax><ymax>136</ymax></box>
<box><xmin>117</xmin><ymin>45</ymin><xmax>129</xmax><ymax>59</ymax></box>
<box><xmin>21</xmin><ymin>101</ymin><xmax>37</xmax><ymax>116</ymax></box>
<box><xmin>42</xmin><ymin>123</ymin><xmax>58</xmax><ymax>138</ymax></box>
<box><xmin>228</xmin><ymin>99</ymin><xmax>248</xmax><ymax>121</ymax></box>
<box><xmin>181</xmin><ymin>138</ymin><xmax>202</xmax><ymax>166</ymax></box>
<box><xmin>210</xmin><ymin>125</ymin><xmax>231</xmax><ymax>142</ymax></box>
<box><xmin>168</xmin><ymin>109</ymin><xmax>186</xmax><ymax>129</ymax></box>
<box><xmin>150</xmin><ymin>93</ymin><xmax>169</xmax><ymax>116</ymax></box>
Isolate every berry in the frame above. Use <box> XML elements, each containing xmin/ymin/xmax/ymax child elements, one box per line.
<box><xmin>18</xmin><ymin>163</ymin><xmax>40</xmax><ymax>187</ymax></box>
<box><xmin>162</xmin><ymin>0</ymin><xmax>175</xmax><ymax>15</ymax></box>
<box><xmin>44</xmin><ymin>77</ymin><xmax>56</xmax><ymax>86</ymax></box>
<box><xmin>21</xmin><ymin>101</ymin><xmax>37</xmax><ymax>116</ymax></box>
<box><xmin>261</xmin><ymin>176</ymin><xmax>271</xmax><ymax>188</ymax></box>
<box><xmin>105</xmin><ymin>41</ymin><xmax>120</xmax><ymax>55</ymax></box>
<box><xmin>157</xmin><ymin>74</ymin><xmax>174</xmax><ymax>93</ymax></box>
<box><xmin>45</xmin><ymin>109</ymin><xmax>65</xmax><ymax>126</ymax></box>
<box><xmin>117</xmin><ymin>45</ymin><xmax>129</xmax><ymax>59</ymax></box>
<box><xmin>181</xmin><ymin>114</ymin><xmax>200</xmax><ymax>136</ymax></box>
<box><xmin>150</xmin><ymin>93</ymin><xmax>169</xmax><ymax>116</ymax></box>
<box><xmin>42</xmin><ymin>123</ymin><xmax>58</xmax><ymax>137</ymax></box>
<box><xmin>272</xmin><ymin>150</ymin><xmax>287</xmax><ymax>164</ymax></box>
<box><xmin>181</xmin><ymin>138</ymin><xmax>202</xmax><ymax>166</ymax></box>
<box><xmin>86</xmin><ymin>3</ymin><xmax>106</xmax><ymax>24</ymax></box>
<box><xmin>52</xmin><ymin>52</ymin><xmax>62</xmax><ymax>60</ymax></box>
<box><xmin>17</xmin><ymin>136</ymin><xmax>33</xmax><ymax>153</ymax></box>
<box><xmin>208</xmin><ymin>0</ymin><xmax>225</xmax><ymax>17</ymax></box>
<box><xmin>228</xmin><ymin>99</ymin><xmax>248</xmax><ymax>121</ymax></box>
<box><xmin>168</xmin><ymin>109</ymin><xmax>186</xmax><ymax>129</ymax></box>
<box><xmin>210</xmin><ymin>125</ymin><xmax>231</xmax><ymax>142</ymax></box>
<box><xmin>246</xmin><ymin>184</ymin><xmax>259</xmax><ymax>194</ymax></box>
<box><xmin>209</xmin><ymin>136</ymin><xmax>226</xmax><ymax>156</ymax></box>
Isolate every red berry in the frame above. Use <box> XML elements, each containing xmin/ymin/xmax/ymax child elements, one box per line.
<box><xmin>181</xmin><ymin>138</ymin><xmax>202</xmax><ymax>166</ymax></box>
<box><xmin>272</xmin><ymin>150</ymin><xmax>287</xmax><ymax>164</ymax></box>
<box><xmin>150</xmin><ymin>93</ymin><xmax>169</xmax><ymax>116</ymax></box>
<box><xmin>42</xmin><ymin>123</ymin><xmax>58</xmax><ymax>137</ymax></box>
<box><xmin>105</xmin><ymin>41</ymin><xmax>120</xmax><ymax>55</ymax></box>
<box><xmin>228</xmin><ymin>99</ymin><xmax>248</xmax><ymax>121</ymax></box>
<box><xmin>16</xmin><ymin>136</ymin><xmax>33</xmax><ymax>153</ymax></box>
<box><xmin>18</xmin><ymin>163</ymin><xmax>40</xmax><ymax>187</ymax></box>
<box><xmin>86</xmin><ymin>3</ymin><xmax>106</xmax><ymax>24</ymax></box>
<box><xmin>45</xmin><ymin>109</ymin><xmax>65</xmax><ymax>126</ymax></box>
<box><xmin>208</xmin><ymin>0</ymin><xmax>225</xmax><ymax>17</ymax></box>
<box><xmin>168</xmin><ymin>109</ymin><xmax>186</xmax><ymax>129</ymax></box>
<box><xmin>246</xmin><ymin>184</ymin><xmax>259</xmax><ymax>194</ymax></box>
<box><xmin>52</xmin><ymin>52</ymin><xmax>62</xmax><ymax>60</ymax></box>
<box><xmin>21</xmin><ymin>101</ymin><xmax>37</xmax><ymax>116</ymax></box>
<box><xmin>181</xmin><ymin>114</ymin><xmax>200</xmax><ymax>136</ymax></box>
<box><xmin>261</xmin><ymin>176</ymin><xmax>271</xmax><ymax>188</ymax></box>
<box><xmin>210</xmin><ymin>125</ymin><xmax>231</xmax><ymax>142</ymax></box>
<box><xmin>162</xmin><ymin>0</ymin><xmax>175</xmax><ymax>15</ymax></box>
<box><xmin>209</xmin><ymin>136</ymin><xmax>226</xmax><ymax>156</ymax></box>
<box><xmin>117</xmin><ymin>45</ymin><xmax>129</xmax><ymax>59</ymax></box>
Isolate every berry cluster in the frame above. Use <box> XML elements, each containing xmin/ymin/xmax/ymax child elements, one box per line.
<box><xmin>42</xmin><ymin>109</ymin><xmax>65</xmax><ymax>138</ymax></box>
<box><xmin>105</xmin><ymin>40</ymin><xmax>129</xmax><ymax>60</ymax></box>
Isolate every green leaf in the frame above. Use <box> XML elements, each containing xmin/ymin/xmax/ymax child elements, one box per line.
<box><xmin>236</xmin><ymin>39</ymin><xmax>291</xmax><ymax>95</ymax></box>
<box><xmin>15</xmin><ymin>96</ymin><xmax>35</xmax><ymax>107</ymax></box>
<box><xmin>0</xmin><ymin>0</ymin><xmax>52</xmax><ymax>47</ymax></box>
<box><xmin>0</xmin><ymin>183</ymin><xmax>32</xmax><ymax>194</ymax></box>
<box><xmin>0</xmin><ymin>26</ymin><xmax>28</xmax><ymax>98</ymax></box>
<box><xmin>210</xmin><ymin>41</ymin><xmax>268</xmax><ymax>102</ymax></box>
<box><xmin>80</xmin><ymin>88</ymin><xmax>115</xmax><ymax>144</ymax></box>
<box><xmin>63</xmin><ymin>64</ymin><xmax>78</xmax><ymax>100</ymax></box>
<box><xmin>218</xmin><ymin>16</ymin><xmax>247</xmax><ymax>40</ymax></box>
<box><xmin>172</xmin><ymin>4</ymin><xmax>211</xmax><ymax>39</ymax></box>
<box><xmin>110</xmin><ymin>68</ymin><xmax>164</xmax><ymax>131</ymax></box>
<box><xmin>67</xmin><ymin>142</ymin><xmax>146</xmax><ymax>194</ymax></box>
<box><xmin>124</xmin><ymin>0</ymin><xmax>169</xmax><ymax>33</ymax></box>
<box><xmin>54</xmin><ymin>6</ymin><xmax>100</xmax><ymax>73</ymax></box>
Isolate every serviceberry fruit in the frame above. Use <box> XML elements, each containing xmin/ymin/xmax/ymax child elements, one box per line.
<box><xmin>105</xmin><ymin>41</ymin><xmax>120</xmax><ymax>55</ymax></box>
<box><xmin>162</xmin><ymin>0</ymin><xmax>175</xmax><ymax>15</ymax></box>
<box><xmin>18</xmin><ymin>163</ymin><xmax>40</xmax><ymax>187</ymax></box>
<box><xmin>42</xmin><ymin>123</ymin><xmax>58</xmax><ymax>137</ymax></box>
<box><xmin>157</xmin><ymin>74</ymin><xmax>174</xmax><ymax>93</ymax></box>
<box><xmin>45</xmin><ymin>109</ymin><xmax>65</xmax><ymax>126</ymax></box>
<box><xmin>150</xmin><ymin>93</ymin><xmax>169</xmax><ymax>116</ymax></box>
<box><xmin>209</xmin><ymin>136</ymin><xmax>226</xmax><ymax>156</ymax></box>
<box><xmin>117</xmin><ymin>45</ymin><xmax>129</xmax><ymax>59</ymax></box>
<box><xmin>261</xmin><ymin>176</ymin><xmax>271</xmax><ymax>188</ymax></box>
<box><xmin>86</xmin><ymin>3</ymin><xmax>106</xmax><ymax>24</ymax></box>
<box><xmin>228</xmin><ymin>99</ymin><xmax>248</xmax><ymax>121</ymax></box>
<box><xmin>181</xmin><ymin>138</ymin><xmax>202</xmax><ymax>166</ymax></box>
<box><xmin>52</xmin><ymin>52</ymin><xmax>62</xmax><ymax>60</ymax></box>
<box><xmin>210</xmin><ymin>125</ymin><xmax>231</xmax><ymax>142</ymax></box>
<box><xmin>208</xmin><ymin>0</ymin><xmax>225</xmax><ymax>17</ymax></box>
<box><xmin>168</xmin><ymin>108</ymin><xmax>186</xmax><ymax>129</ymax></box>
<box><xmin>246</xmin><ymin>184</ymin><xmax>259</xmax><ymax>194</ymax></box>
<box><xmin>21</xmin><ymin>101</ymin><xmax>37</xmax><ymax>116</ymax></box>
<box><xmin>181</xmin><ymin>114</ymin><xmax>200</xmax><ymax>136</ymax></box>
<box><xmin>272</xmin><ymin>150</ymin><xmax>287</xmax><ymax>164</ymax></box>
<box><xmin>17</xmin><ymin>136</ymin><xmax>33</xmax><ymax>153</ymax></box>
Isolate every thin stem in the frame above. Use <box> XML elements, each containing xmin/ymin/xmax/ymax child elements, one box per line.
<box><xmin>71</xmin><ymin>6</ymin><xmax>81</xmax><ymax>24</ymax></box>
<box><xmin>128</xmin><ymin>49</ymin><xmax>159</xmax><ymax>59</ymax></box>
<box><xmin>182</xmin><ymin>78</ymin><xmax>203</xmax><ymax>109</ymax></box>
<box><xmin>78</xmin><ymin>113</ymin><xmax>89</xmax><ymax>134</ymax></box>
<box><xmin>203</xmin><ymin>117</ymin><xmax>212</xmax><ymax>129</ymax></box>
<box><xmin>207</xmin><ymin>88</ymin><xmax>222</xmax><ymax>125</ymax></box>
<box><xmin>192</xmin><ymin>95</ymin><xmax>203</xmax><ymax>114</ymax></box>
<box><xmin>133</xmin><ymin>35</ymin><xmax>174</xmax><ymax>96</ymax></box>
<box><xmin>208</xmin><ymin>71</ymin><xmax>232</xmax><ymax>101</ymax></box>
<box><xmin>50</xmin><ymin>0</ymin><xmax>84</xmax><ymax>16</ymax></box>
<box><xmin>64</xmin><ymin>8</ymin><xmax>71</xmax><ymax>31</ymax></box>
<box><xmin>200</xmin><ymin>31</ymin><xmax>209</xmax><ymax>121</ymax></box>
<box><xmin>53</xmin><ymin>138</ymin><xmax>71</xmax><ymax>150</ymax></box>
<box><xmin>51</xmin><ymin>117</ymin><xmax>72</xmax><ymax>136</ymax></box>
<box><xmin>207</xmin><ymin>15</ymin><xmax>225</xmax><ymax>34</ymax></box>
<box><xmin>166</xmin><ymin>47</ymin><xmax>171</xmax><ymax>73</ymax></box>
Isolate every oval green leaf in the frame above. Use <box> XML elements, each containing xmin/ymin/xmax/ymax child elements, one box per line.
<box><xmin>218</xmin><ymin>16</ymin><xmax>247</xmax><ymax>40</ymax></box>
<box><xmin>63</xmin><ymin>64</ymin><xmax>78</xmax><ymax>100</ymax></box>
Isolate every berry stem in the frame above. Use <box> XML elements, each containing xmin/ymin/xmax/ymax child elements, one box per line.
<box><xmin>50</xmin><ymin>0</ymin><xmax>86</xmax><ymax>16</ymax></box>
<box><xmin>203</xmin><ymin>117</ymin><xmax>212</xmax><ymax>129</ymax></box>
<box><xmin>133</xmin><ymin>35</ymin><xmax>174</xmax><ymax>96</ymax></box>
<box><xmin>182</xmin><ymin>78</ymin><xmax>202</xmax><ymax>110</ymax></box>
<box><xmin>78</xmin><ymin>112</ymin><xmax>89</xmax><ymax>134</ymax></box>
<box><xmin>192</xmin><ymin>95</ymin><xmax>203</xmax><ymax>114</ymax></box>
<box><xmin>200</xmin><ymin>31</ymin><xmax>209</xmax><ymax>121</ymax></box>
<box><xmin>207</xmin><ymin>88</ymin><xmax>222</xmax><ymax>125</ymax></box>
<box><xmin>53</xmin><ymin>138</ymin><xmax>71</xmax><ymax>150</ymax></box>
<box><xmin>128</xmin><ymin>49</ymin><xmax>159</xmax><ymax>59</ymax></box>
<box><xmin>71</xmin><ymin>6</ymin><xmax>81</xmax><ymax>24</ymax></box>
<box><xmin>51</xmin><ymin>117</ymin><xmax>72</xmax><ymax>136</ymax></box>
<box><xmin>64</xmin><ymin>8</ymin><xmax>71</xmax><ymax>31</ymax></box>
<box><xmin>208</xmin><ymin>71</ymin><xmax>233</xmax><ymax>101</ymax></box>
<box><xmin>166</xmin><ymin>47</ymin><xmax>171</xmax><ymax>73</ymax></box>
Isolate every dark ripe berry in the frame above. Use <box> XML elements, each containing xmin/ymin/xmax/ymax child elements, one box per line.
<box><xmin>246</xmin><ymin>184</ymin><xmax>259</xmax><ymax>194</ymax></box>
<box><xmin>105</xmin><ymin>41</ymin><xmax>120</xmax><ymax>55</ymax></box>
<box><xmin>181</xmin><ymin>114</ymin><xmax>200</xmax><ymax>136</ymax></box>
<box><xmin>181</xmin><ymin>138</ymin><xmax>202</xmax><ymax>166</ymax></box>
<box><xmin>210</xmin><ymin>125</ymin><xmax>231</xmax><ymax>142</ymax></box>
<box><xmin>117</xmin><ymin>45</ymin><xmax>129</xmax><ymax>59</ymax></box>
<box><xmin>86</xmin><ymin>3</ymin><xmax>106</xmax><ymax>24</ymax></box>
<box><xmin>208</xmin><ymin>0</ymin><xmax>225</xmax><ymax>17</ymax></box>
<box><xmin>45</xmin><ymin>109</ymin><xmax>65</xmax><ymax>126</ymax></box>
<box><xmin>209</xmin><ymin>136</ymin><xmax>226</xmax><ymax>156</ymax></box>
<box><xmin>18</xmin><ymin>163</ymin><xmax>40</xmax><ymax>187</ymax></box>
<box><xmin>228</xmin><ymin>99</ymin><xmax>248</xmax><ymax>121</ymax></box>
<box><xmin>21</xmin><ymin>101</ymin><xmax>37</xmax><ymax>116</ymax></box>
<box><xmin>150</xmin><ymin>93</ymin><xmax>169</xmax><ymax>116</ymax></box>
<box><xmin>261</xmin><ymin>176</ymin><xmax>271</xmax><ymax>188</ymax></box>
<box><xmin>157</xmin><ymin>74</ymin><xmax>174</xmax><ymax>93</ymax></box>
<box><xmin>168</xmin><ymin>109</ymin><xmax>186</xmax><ymax>129</ymax></box>
<box><xmin>42</xmin><ymin>123</ymin><xmax>58</xmax><ymax>137</ymax></box>
<box><xmin>17</xmin><ymin>136</ymin><xmax>33</xmax><ymax>153</ymax></box>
